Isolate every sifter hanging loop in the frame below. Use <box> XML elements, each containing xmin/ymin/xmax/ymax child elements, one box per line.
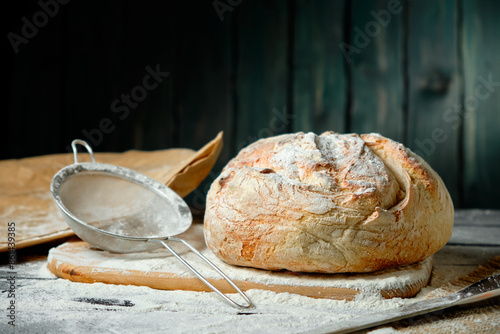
<box><xmin>50</xmin><ymin>139</ymin><xmax>252</xmax><ymax>309</ymax></box>
<box><xmin>71</xmin><ymin>139</ymin><xmax>96</xmax><ymax>164</ymax></box>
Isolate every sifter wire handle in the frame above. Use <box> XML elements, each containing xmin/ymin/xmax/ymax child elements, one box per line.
<box><xmin>151</xmin><ymin>238</ymin><xmax>252</xmax><ymax>309</ymax></box>
<box><xmin>71</xmin><ymin>139</ymin><xmax>97</xmax><ymax>164</ymax></box>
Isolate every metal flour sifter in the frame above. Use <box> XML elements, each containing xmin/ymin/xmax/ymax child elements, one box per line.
<box><xmin>50</xmin><ymin>139</ymin><xmax>252</xmax><ymax>308</ymax></box>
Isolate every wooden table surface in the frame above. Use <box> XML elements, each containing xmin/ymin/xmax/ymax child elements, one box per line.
<box><xmin>1</xmin><ymin>209</ymin><xmax>499</xmax><ymax>333</ymax></box>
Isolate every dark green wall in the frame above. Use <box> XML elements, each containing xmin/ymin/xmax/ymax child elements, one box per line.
<box><xmin>4</xmin><ymin>0</ymin><xmax>500</xmax><ymax>208</ymax></box>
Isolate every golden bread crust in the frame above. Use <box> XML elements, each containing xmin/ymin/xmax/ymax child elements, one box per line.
<box><xmin>204</xmin><ymin>132</ymin><xmax>454</xmax><ymax>273</ymax></box>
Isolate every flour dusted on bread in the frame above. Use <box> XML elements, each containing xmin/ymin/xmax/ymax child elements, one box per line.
<box><xmin>204</xmin><ymin>132</ymin><xmax>454</xmax><ymax>273</ymax></box>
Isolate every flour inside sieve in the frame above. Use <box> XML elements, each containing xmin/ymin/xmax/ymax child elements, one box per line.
<box><xmin>58</xmin><ymin>172</ymin><xmax>185</xmax><ymax>238</ymax></box>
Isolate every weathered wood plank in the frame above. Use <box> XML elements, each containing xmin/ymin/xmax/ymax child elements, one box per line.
<box><xmin>348</xmin><ymin>0</ymin><xmax>405</xmax><ymax>142</ymax></box>
<box><xmin>62</xmin><ymin>1</ymin><xmax>130</xmax><ymax>153</ymax></box>
<box><xmin>61</xmin><ymin>2</ymin><xmax>177</xmax><ymax>153</ymax></box>
<box><xmin>406</xmin><ymin>0</ymin><xmax>461</xmax><ymax>204</ymax></box>
<box><xmin>176</xmin><ymin>2</ymin><xmax>234</xmax><ymax>209</ymax></box>
<box><xmin>462</xmin><ymin>0</ymin><xmax>500</xmax><ymax>208</ymax></box>
<box><xmin>121</xmin><ymin>1</ymin><xmax>178</xmax><ymax>151</ymax></box>
<box><xmin>293</xmin><ymin>0</ymin><xmax>347</xmax><ymax>134</ymax></box>
<box><xmin>454</xmin><ymin>209</ymin><xmax>500</xmax><ymax>227</ymax></box>
<box><xmin>178</xmin><ymin>2</ymin><xmax>233</xmax><ymax>164</ymax></box>
<box><xmin>235</xmin><ymin>0</ymin><xmax>290</xmax><ymax>152</ymax></box>
<box><xmin>5</xmin><ymin>1</ymin><xmax>66</xmax><ymax>158</ymax></box>
<box><xmin>449</xmin><ymin>227</ymin><xmax>500</xmax><ymax>246</ymax></box>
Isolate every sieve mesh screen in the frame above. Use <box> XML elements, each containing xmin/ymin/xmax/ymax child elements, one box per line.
<box><xmin>58</xmin><ymin>172</ymin><xmax>186</xmax><ymax>238</ymax></box>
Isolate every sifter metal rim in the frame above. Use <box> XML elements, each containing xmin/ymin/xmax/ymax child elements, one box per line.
<box><xmin>49</xmin><ymin>139</ymin><xmax>252</xmax><ymax>309</ymax></box>
<box><xmin>50</xmin><ymin>161</ymin><xmax>193</xmax><ymax>241</ymax></box>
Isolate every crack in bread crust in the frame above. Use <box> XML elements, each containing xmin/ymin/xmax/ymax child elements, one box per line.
<box><xmin>204</xmin><ymin>132</ymin><xmax>454</xmax><ymax>273</ymax></box>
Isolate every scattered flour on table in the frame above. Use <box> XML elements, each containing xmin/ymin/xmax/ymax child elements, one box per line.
<box><xmin>38</xmin><ymin>222</ymin><xmax>438</xmax><ymax>333</ymax></box>
<box><xmin>10</xmin><ymin>236</ymin><xmax>500</xmax><ymax>333</ymax></box>
<box><xmin>15</xmin><ymin>267</ymin><xmax>430</xmax><ymax>334</ymax></box>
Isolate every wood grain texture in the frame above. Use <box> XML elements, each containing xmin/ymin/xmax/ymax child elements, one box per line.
<box><xmin>63</xmin><ymin>1</ymin><xmax>130</xmax><ymax>153</ymax></box>
<box><xmin>4</xmin><ymin>1</ymin><xmax>500</xmax><ymax>209</ymax></box>
<box><xmin>462</xmin><ymin>0</ymin><xmax>500</xmax><ymax>208</ymax></box>
<box><xmin>406</xmin><ymin>0</ymin><xmax>460</xmax><ymax>203</ymax></box>
<box><xmin>47</xmin><ymin>230</ymin><xmax>433</xmax><ymax>301</ymax></box>
<box><xmin>234</xmin><ymin>0</ymin><xmax>290</xmax><ymax>152</ymax></box>
<box><xmin>1</xmin><ymin>210</ymin><xmax>497</xmax><ymax>333</ymax></box>
<box><xmin>348</xmin><ymin>0</ymin><xmax>405</xmax><ymax>142</ymax></box>
<box><xmin>48</xmin><ymin>258</ymin><xmax>430</xmax><ymax>300</ymax></box>
<box><xmin>178</xmin><ymin>2</ymin><xmax>233</xmax><ymax>167</ymax></box>
<box><xmin>292</xmin><ymin>0</ymin><xmax>347</xmax><ymax>134</ymax></box>
<box><xmin>6</xmin><ymin>1</ymin><xmax>66</xmax><ymax>158</ymax></box>
<box><xmin>122</xmin><ymin>1</ymin><xmax>178</xmax><ymax>151</ymax></box>
<box><xmin>175</xmin><ymin>3</ymin><xmax>235</xmax><ymax>210</ymax></box>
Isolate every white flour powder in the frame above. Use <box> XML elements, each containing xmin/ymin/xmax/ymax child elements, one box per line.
<box><xmin>10</xmin><ymin>242</ymin><xmax>500</xmax><ymax>333</ymax></box>
<box><xmin>17</xmin><ymin>263</ymin><xmax>426</xmax><ymax>334</ymax></box>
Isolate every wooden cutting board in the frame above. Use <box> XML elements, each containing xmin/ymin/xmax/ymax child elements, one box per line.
<box><xmin>47</xmin><ymin>225</ymin><xmax>433</xmax><ymax>301</ymax></box>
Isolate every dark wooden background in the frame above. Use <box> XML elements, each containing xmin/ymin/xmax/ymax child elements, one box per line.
<box><xmin>4</xmin><ymin>0</ymin><xmax>500</xmax><ymax>209</ymax></box>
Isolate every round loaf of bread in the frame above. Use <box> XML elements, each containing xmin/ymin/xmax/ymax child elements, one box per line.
<box><xmin>204</xmin><ymin>132</ymin><xmax>454</xmax><ymax>273</ymax></box>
